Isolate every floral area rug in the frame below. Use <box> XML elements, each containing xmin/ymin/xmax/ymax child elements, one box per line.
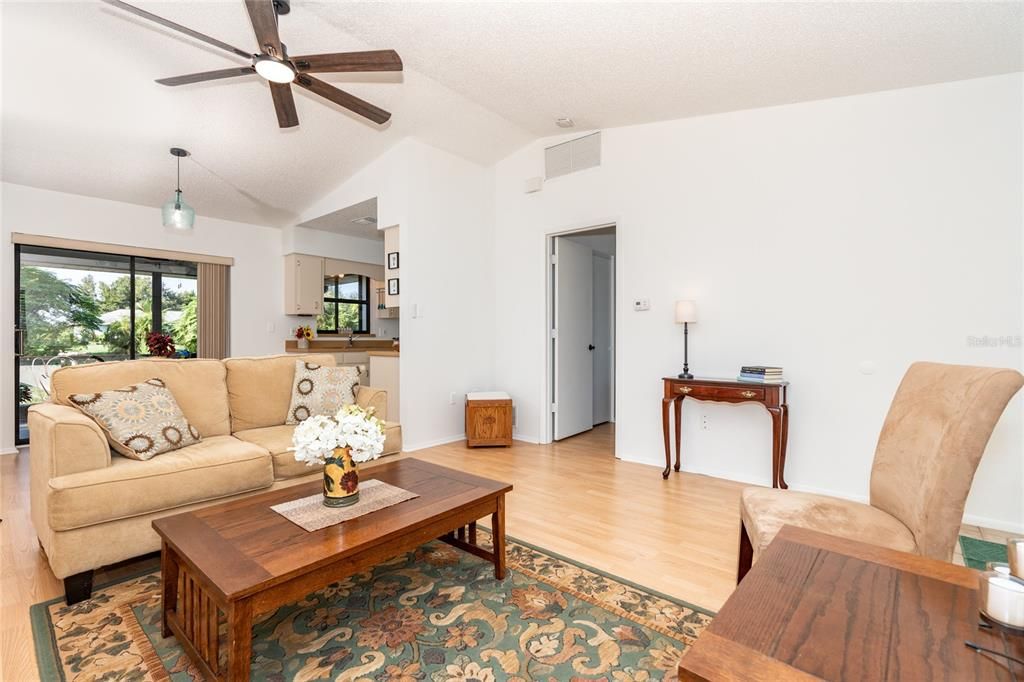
<box><xmin>32</xmin><ymin>530</ymin><xmax>713</xmax><ymax>681</ymax></box>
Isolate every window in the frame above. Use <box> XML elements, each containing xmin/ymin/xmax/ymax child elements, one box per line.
<box><xmin>14</xmin><ymin>245</ymin><xmax>198</xmax><ymax>444</ymax></box>
<box><xmin>318</xmin><ymin>274</ymin><xmax>369</xmax><ymax>334</ymax></box>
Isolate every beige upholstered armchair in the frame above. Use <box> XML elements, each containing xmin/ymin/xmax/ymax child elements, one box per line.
<box><xmin>738</xmin><ymin>362</ymin><xmax>1023</xmax><ymax>581</ymax></box>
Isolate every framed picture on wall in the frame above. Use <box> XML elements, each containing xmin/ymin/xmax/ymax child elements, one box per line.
<box><xmin>388</xmin><ymin>278</ymin><xmax>400</xmax><ymax>296</ymax></box>
<box><xmin>387</xmin><ymin>252</ymin><xmax>399</xmax><ymax>270</ymax></box>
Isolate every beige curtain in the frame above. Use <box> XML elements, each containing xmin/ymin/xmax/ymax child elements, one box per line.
<box><xmin>197</xmin><ymin>263</ymin><xmax>230</xmax><ymax>359</ymax></box>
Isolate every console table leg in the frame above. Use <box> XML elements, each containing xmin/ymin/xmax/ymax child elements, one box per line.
<box><xmin>661</xmin><ymin>397</ymin><xmax>674</xmax><ymax>479</ymax></box>
<box><xmin>673</xmin><ymin>397</ymin><xmax>682</xmax><ymax>472</ymax></box>
<box><xmin>768</xmin><ymin>407</ymin><xmax>783</xmax><ymax>489</ymax></box>
<box><xmin>778</xmin><ymin>404</ymin><xmax>790</xmax><ymax>489</ymax></box>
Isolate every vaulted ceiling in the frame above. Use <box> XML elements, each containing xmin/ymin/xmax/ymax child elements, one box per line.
<box><xmin>2</xmin><ymin>2</ymin><xmax>1020</xmax><ymax>228</ymax></box>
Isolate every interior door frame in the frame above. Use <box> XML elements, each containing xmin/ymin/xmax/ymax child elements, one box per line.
<box><xmin>543</xmin><ymin>221</ymin><xmax>617</xmax><ymax>445</ymax></box>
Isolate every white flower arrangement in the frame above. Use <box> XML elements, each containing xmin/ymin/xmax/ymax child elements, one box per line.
<box><xmin>292</xmin><ymin>404</ymin><xmax>386</xmax><ymax>466</ymax></box>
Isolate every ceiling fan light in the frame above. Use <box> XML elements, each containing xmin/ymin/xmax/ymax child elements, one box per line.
<box><xmin>162</xmin><ymin>191</ymin><xmax>195</xmax><ymax>230</ymax></box>
<box><xmin>254</xmin><ymin>56</ymin><xmax>296</xmax><ymax>83</ymax></box>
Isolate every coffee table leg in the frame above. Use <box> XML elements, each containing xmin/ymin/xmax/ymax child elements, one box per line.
<box><xmin>160</xmin><ymin>541</ymin><xmax>179</xmax><ymax>638</ymax></box>
<box><xmin>226</xmin><ymin>598</ymin><xmax>253</xmax><ymax>681</ymax></box>
<box><xmin>469</xmin><ymin>521</ymin><xmax>477</xmax><ymax>545</ymax></box>
<box><xmin>491</xmin><ymin>496</ymin><xmax>506</xmax><ymax>580</ymax></box>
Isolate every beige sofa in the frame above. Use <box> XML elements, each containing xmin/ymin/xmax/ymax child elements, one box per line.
<box><xmin>29</xmin><ymin>353</ymin><xmax>402</xmax><ymax>603</ymax></box>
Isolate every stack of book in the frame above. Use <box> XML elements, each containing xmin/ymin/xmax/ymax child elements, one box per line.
<box><xmin>738</xmin><ymin>366</ymin><xmax>784</xmax><ymax>383</ymax></box>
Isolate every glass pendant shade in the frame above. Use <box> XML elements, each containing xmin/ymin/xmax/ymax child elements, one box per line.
<box><xmin>162</xmin><ymin>190</ymin><xmax>195</xmax><ymax>230</ymax></box>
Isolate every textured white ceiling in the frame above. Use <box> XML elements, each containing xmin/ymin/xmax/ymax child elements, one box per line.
<box><xmin>2</xmin><ymin>2</ymin><xmax>1021</xmax><ymax>228</ymax></box>
<box><xmin>299</xmin><ymin>196</ymin><xmax>381</xmax><ymax>240</ymax></box>
<box><xmin>0</xmin><ymin>1</ymin><xmax>531</xmax><ymax>227</ymax></box>
<box><xmin>332</xmin><ymin>1</ymin><xmax>1023</xmax><ymax>135</ymax></box>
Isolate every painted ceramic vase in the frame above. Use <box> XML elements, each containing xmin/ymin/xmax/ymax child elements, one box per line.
<box><xmin>297</xmin><ymin>337</ymin><xmax>310</xmax><ymax>350</ymax></box>
<box><xmin>323</xmin><ymin>448</ymin><xmax>359</xmax><ymax>507</ymax></box>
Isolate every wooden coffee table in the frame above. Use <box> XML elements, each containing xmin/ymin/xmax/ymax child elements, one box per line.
<box><xmin>152</xmin><ymin>458</ymin><xmax>512</xmax><ymax>681</ymax></box>
<box><xmin>678</xmin><ymin>525</ymin><xmax>1024</xmax><ymax>680</ymax></box>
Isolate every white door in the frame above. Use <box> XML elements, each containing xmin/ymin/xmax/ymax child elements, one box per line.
<box><xmin>553</xmin><ymin>237</ymin><xmax>594</xmax><ymax>440</ymax></box>
<box><xmin>592</xmin><ymin>254</ymin><xmax>613</xmax><ymax>425</ymax></box>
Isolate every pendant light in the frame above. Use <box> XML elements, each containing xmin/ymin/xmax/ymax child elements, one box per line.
<box><xmin>162</xmin><ymin>147</ymin><xmax>195</xmax><ymax>230</ymax></box>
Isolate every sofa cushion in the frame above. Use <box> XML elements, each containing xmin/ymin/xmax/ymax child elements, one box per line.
<box><xmin>740</xmin><ymin>487</ymin><xmax>917</xmax><ymax>564</ymax></box>
<box><xmin>224</xmin><ymin>354</ymin><xmax>336</xmax><ymax>432</ymax></box>
<box><xmin>285</xmin><ymin>362</ymin><xmax>360</xmax><ymax>423</ymax></box>
<box><xmin>51</xmin><ymin>359</ymin><xmax>231</xmax><ymax>437</ymax></box>
<box><xmin>68</xmin><ymin>378</ymin><xmax>201</xmax><ymax>460</ymax></box>
<box><xmin>235</xmin><ymin>421</ymin><xmax>403</xmax><ymax>480</ymax></box>
<box><xmin>47</xmin><ymin>435</ymin><xmax>272</xmax><ymax>531</ymax></box>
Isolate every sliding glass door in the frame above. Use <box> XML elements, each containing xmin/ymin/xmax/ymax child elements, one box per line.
<box><xmin>14</xmin><ymin>245</ymin><xmax>197</xmax><ymax>444</ymax></box>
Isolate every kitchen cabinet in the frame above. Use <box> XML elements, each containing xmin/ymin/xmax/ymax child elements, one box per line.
<box><xmin>284</xmin><ymin>254</ymin><xmax>324</xmax><ymax>316</ymax></box>
<box><xmin>330</xmin><ymin>351</ymin><xmax>371</xmax><ymax>385</ymax></box>
<box><xmin>369</xmin><ymin>353</ymin><xmax>400</xmax><ymax>422</ymax></box>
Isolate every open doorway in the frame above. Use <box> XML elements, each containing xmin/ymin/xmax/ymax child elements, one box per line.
<box><xmin>547</xmin><ymin>225</ymin><xmax>616</xmax><ymax>444</ymax></box>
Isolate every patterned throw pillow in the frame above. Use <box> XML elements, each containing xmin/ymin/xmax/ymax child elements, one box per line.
<box><xmin>286</xmin><ymin>361</ymin><xmax>360</xmax><ymax>424</ymax></box>
<box><xmin>68</xmin><ymin>378</ymin><xmax>202</xmax><ymax>460</ymax></box>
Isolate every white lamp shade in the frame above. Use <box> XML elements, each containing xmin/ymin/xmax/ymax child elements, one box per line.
<box><xmin>675</xmin><ymin>300</ymin><xmax>698</xmax><ymax>324</ymax></box>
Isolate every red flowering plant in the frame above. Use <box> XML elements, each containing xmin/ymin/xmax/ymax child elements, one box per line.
<box><xmin>146</xmin><ymin>331</ymin><xmax>176</xmax><ymax>358</ymax></box>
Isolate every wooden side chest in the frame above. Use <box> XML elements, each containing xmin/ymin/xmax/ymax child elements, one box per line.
<box><xmin>466</xmin><ymin>392</ymin><xmax>513</xmax><ymax>447</ymax></box>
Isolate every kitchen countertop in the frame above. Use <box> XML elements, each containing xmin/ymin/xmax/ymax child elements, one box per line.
<box><xmin>285</xmin><ymin>339</ymin><xmax>396</xmax><ymax>353</ymax></box>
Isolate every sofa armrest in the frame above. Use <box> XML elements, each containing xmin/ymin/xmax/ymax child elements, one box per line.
<box><xmin>355</xmin><ymin>385</ymin><xmax>388</xmax><ymax>422</ymax></box>
<box><xmin>28</xmin><ymin>402</ymin><xmax>111</xmax><ymax>478</ymax></box>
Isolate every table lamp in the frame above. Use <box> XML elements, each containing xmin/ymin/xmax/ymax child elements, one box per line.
<box><xmin>675</xmin><ymin>300</ymin><xmax>698</xmax><ymax>379</ymax></box>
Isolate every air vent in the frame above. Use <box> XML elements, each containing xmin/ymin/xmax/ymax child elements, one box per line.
<box><xmin>544</xmin><ymin>132</ymin><xmax>601</xmax><ymax>179</ymax></box>
<box><xmin>350</xmin><ymin>216</ymin><xmax>377</xmax><ymax>225</ymax></box>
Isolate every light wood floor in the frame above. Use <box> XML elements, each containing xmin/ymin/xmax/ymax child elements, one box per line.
<box><xmin>0</xmin><ymin>423</ymin><xmax>1009</xmax><ymax>680</ymax></box>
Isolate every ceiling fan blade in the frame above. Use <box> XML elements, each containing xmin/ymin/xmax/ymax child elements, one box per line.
<box><xmin>293</xmin><ymin>50</ymin><xmax>403</xmax><ymax>73</ymax></box>
<box><xmin>295</xmin><ymin>75</ymin><xmax>391</xmax><ymax>124</ymax></box>
<box><xmin>156</xmin><ymin>66</ymin><xmax>256</xmax><ymax>86</ymax></box>
<box><xmin>270</xmin><ymin>82</ymin><xmax>299</xmax><ymax>128</ymax></box>
<box><xmin>245</xmin><ymin>0</ymin><xmax>283</xmax><ymax>58</ymax></box>
<box><xmin>101</xmin><ymin>0</ymin><xmax>251</xmax><ymax>60</ymax></box>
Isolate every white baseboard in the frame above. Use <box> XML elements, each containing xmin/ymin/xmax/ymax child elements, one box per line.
<box><xmin>401</xmin><ymin>434</ymin><xmax>465</xmax><ymax>453</ymax></box>
<box><xmin>512</xmin><ymin>431</ymin><xmax>540</xmax><ymax>444</ymax></box>
<box><xmin>0</xmin><ymin>447</ymin><xmax>18</xmax><ymax>457</ymax></box>
<box><xmin>963</xmin><ymin>514</ymin><xmax>1024</xmax><ymax>535</ymax></box>
<box><xmin>679</xmin><ymin>466</ymin><xmax>1024</xmax><ymax>535</ymax></box>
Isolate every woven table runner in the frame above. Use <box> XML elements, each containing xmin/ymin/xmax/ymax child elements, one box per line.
<box><xmin>271</xmin><ymin>479</ymin><xmax>420</xmax><ymax>532</ymax></box>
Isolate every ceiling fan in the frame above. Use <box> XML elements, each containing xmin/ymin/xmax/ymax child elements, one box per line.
<box><xmin>102</xmin><ymin>0</ymin><xmax>402</xmax><ymax>127</ymax></box>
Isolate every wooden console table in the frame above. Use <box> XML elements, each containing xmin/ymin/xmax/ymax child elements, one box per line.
<box><xmin>662</xmin><ymin>376</ymin><xmax>789</xmax><ymax>487</ymax></box>
<box><xmin>678</xmin><ymin>525</ymin><xmax>1024</xmax><ymax>680</ymax></box>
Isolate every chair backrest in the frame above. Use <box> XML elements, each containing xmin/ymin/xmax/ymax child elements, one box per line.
<box><xmin>869</xmin><ymin>362</ymin><xmax>1023</xmax><ymax>560</ymax></box>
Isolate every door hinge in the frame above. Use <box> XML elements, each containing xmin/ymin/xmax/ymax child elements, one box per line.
<box><xmin>550</xmin><ymin>328</ymin><xmax>557</xmax><ymax>339</ymax></box>
<box><xmin>550</xmin><ymin>402</ymin><xmax>557</xmax><ymax>413</ymax></box>
<box><xmin>550</xmin><ymin>253</ymin><xmax>557</xmax><ymax>265</ymax></box>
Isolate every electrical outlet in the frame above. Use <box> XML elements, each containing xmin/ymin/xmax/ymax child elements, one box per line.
<box><xmin>701</xmin><ymin>414</ymin><xmax>710</xmax><ymax>431</ymax></box>
<box><xmin>449</xmin><ymin>392</ymin><xmax>456</xmax><ymax>405</ymax></box>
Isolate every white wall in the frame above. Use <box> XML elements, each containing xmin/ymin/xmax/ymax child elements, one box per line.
<box><xmin>282</xmin><ymin>225</ymin><xmax>385</xmax><ymax>265</ymax></box>
<box><xmin>0</xmin><ymin>182</ymin><xmax>295</xmax><ymax>453</ymax></box>
<box><xmin>492</xmin><ymin>74</ymin><xmax>1024</xmax><ymax>531</ymax></box>
<box><xmin>299</xmin><ymin>139</ymin><xmax>497</xmax><ymax>450</ymax></box>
